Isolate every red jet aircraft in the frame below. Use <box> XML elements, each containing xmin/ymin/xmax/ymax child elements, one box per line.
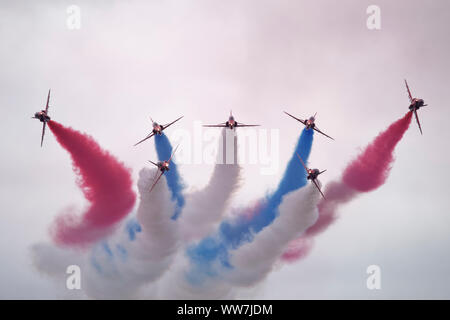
<box><xmin>203</xmin><ymin>111</ymin><xmax>259</xmax><ymax>130</ymax></box>
<box><xmin>134</xmin><ymin>116</ymin><xmax>183</xmax><ymax>146</ymax></box>
<box><xmin>296</xmin><ymin>152</ymin><xmax>326</xmax><ymax>199</ymax></box>
<box><xmin>405</xmin><ymin>79</ymin><xmax>427</xmax><ymax>135</ymax></box>
<box><xmin>32</xmin><ymin>89</ymin><xmax>52</xmax><ymax>147</ymax></box>
<box><xmin>148</xmin><ymin>145</ymin><xmax>179</xmax><ymax>192</ymax></box>
<box><xmin>284</xmin><ymin>111</ymin><xmax>334</xmax><ymax>140</ymax></box>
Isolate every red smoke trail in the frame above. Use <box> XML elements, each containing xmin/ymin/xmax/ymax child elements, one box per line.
<box><xmin>48</xmin><ymin>121</ymin><xmax>136</xmax><ymax>247</ymax></box>
<box><xmin>281</xmin><ymin>111</ymin><xmax>413</xmax><ymax>262</ymax></box>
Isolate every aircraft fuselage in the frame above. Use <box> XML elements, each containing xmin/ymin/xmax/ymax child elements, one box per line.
<box><xmin>409</xmin><ymin>98</ymin><xmax>426</xmax><ymax>111</ymax></box>
<box><xmin>307</xmin><ymin>168</ymin><xmax>320</xmax><ymax>180</ymax></box>
<box><xmin>33</xmin><ymin>111</ymin><xmax>50</xmax><ymax>123</ymax></box>
<box><xmin>226</xmin><ymin>116</ymin><xmax>237</xmax><ymax>129</ymax></box>
<box><xmin>157</xmin><ymin>161</ymin><xmax>170</xmax><ymax>172</ymax></box>
<box><xmin>305</xmin><ymin>117</ymin><xmax>316</xmax><ymax>129</ymax></box>
<box><xmin>153</xmin><ymin>123</ymin><xmax>163</xmax><ymax>135</ymax></box>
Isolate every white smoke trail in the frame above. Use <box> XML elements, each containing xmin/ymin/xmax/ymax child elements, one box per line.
<box><xmin>31</xmin><ymin>243</ymin><xmax>88</xmax><ymax>299</ymax></box>
<box><xmin>31</xmin><ymin>243</ymin><xmax>84</xmax><ymax>277</ymax></box>
<box><xmin>31</xmin><ymin>167</ymin><xmax>179</xmax><ymax>299</ymax></box>
<box><xmin>119</xmin><ymin>167</ymin><xmax>179</xmax><ymax>281</ymax></box>
<box><xmin>156</xmin><ymin>184</ymin><xmax>319</xmax><ymax>299</ymax></box>
<box><xmin>32</xmin><ymin>129</ymin><xmax>320</xmax><ymax>299</ymax></box>
<box><xmin>157</xmin><ymin>252</ymin><xmax>236</xmax><ymax>299</ymax></box>
<box><xmin>83</xmin><ymin>149</ymin><xmax>242</xmax><ymax>299</ymax></box>
<box><xmin>225</xmin><ymin>183</ymin><xmax>320</xmax><ymax>287</ymax></box>
<box><xmin>157</xmin><ymin>129</ymin><xmax>242</xmax><ymax>299</ymax></box>
<box><xmin>179</xmin><ymin>128</ymin><xmax>241</xmax><ymax>242</ymax></box>
<box><xmin>82</xmin><ymin>167</ymin><xmax>179</xmax><ymax>298</ymax></box>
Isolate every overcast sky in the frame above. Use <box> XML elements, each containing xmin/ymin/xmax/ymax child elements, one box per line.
<box><xmin>1</xmin><ymin>0</ymin><xmax>449</xmax><ymax>299</ymax></box>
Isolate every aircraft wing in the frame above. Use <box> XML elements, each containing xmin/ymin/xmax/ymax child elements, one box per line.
<box><xmin>312</xmin><ymin>179</ymin><xmax>326</xmax><ymax>199</ymax></box>
<box><xmin>148</xmin><ymin>160</ymin><xmax>159</xmax><ymax>167</ymax></box>
<box><xmin>45</xmin><ymin>89</ymin><xmax>51</xmax><ymax>113</ymax></box>
<box><xmin>168</xmin><ymin>144</ymin><xmax>179</xmax><ymax>163</ymax></box>
<box><xmin>134</xmin><ymin>132</ymin><xmax>155</xmax><ymax>146</ymax></box>
<box><xmin>149</xmin><ymin>171</ymin><xmax>164</xmax><ymax>193</ymax></box>
<box><xmin>236</xmin><ymin>123</ymin><xmax>260</xmax><ymax>127</ymax></box>
<box><xmin>313</xmin><ymin>126</ymin><xmax>334</xmax><ymax>140</ymax></box>
<box><xmin>40</xmin><ymin>122</ymin><xmax>46</xmax><ymax>147</ymax></box>
<box><xmin>295</xmin><ymin>152</ymin><xmax>309</xmax><ymax>173</ymax></box>
<box><xmin>162</xmin><ymin>116</ymin><xmax>184</xmax><ymax>130</ymax></box>
<box><xmin>414</xmin><ymin>109</ymin><xmax>423</xmax><ymax>135</ymax></box>
<box><xmin>405</xmin><ymin>79</ymin><xmax>413</xmax><ymax>103</ymax></box>
<box><xmin>284</xmin><ymin>111</ymin><xmax>307</xmax><ymax>125</ymax></box>
<box><xmin>203</xmin><ymin>123</ymin><xmax>227</xmax><ymax>127</ymax></box>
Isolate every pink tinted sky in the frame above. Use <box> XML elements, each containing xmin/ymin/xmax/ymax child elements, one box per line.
<box><xmin>0</xmin><ymin>0</ymin><xmax>449</xmax><ymax>298</ymax></box>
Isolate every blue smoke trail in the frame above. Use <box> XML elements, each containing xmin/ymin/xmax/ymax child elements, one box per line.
<box><xmin>155</xmin><ymin>134</ymin><xmax>186</xmax><ymax>220</ymax></box>
<box><xmin>186</xmin><ymin>128</ymin><xmax>314</xmax><ymax>283</ymax></box>
<box><xmin>90</xmin><ymin>215</ymin><xmax>139</xmax><ymax>272</ymax></box>
<box><xmin>126</xmin><ymin>218</ymin><xmax>142</xmax><ymax>241</ymax></box>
